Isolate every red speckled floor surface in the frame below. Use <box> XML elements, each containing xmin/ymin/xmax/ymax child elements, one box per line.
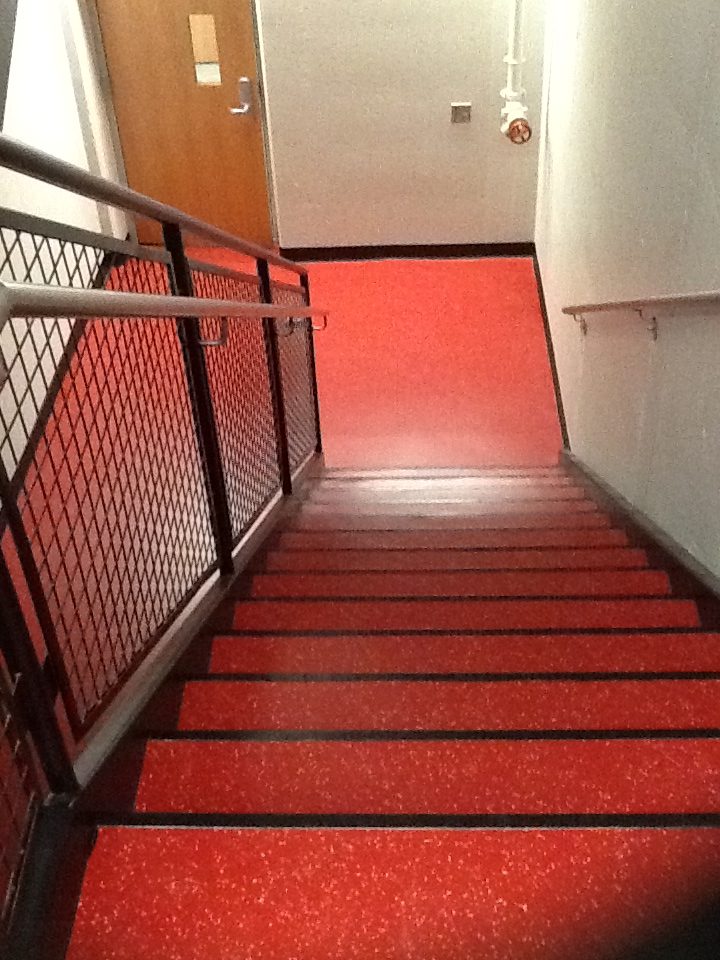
<box><xmin>66</xmin><ymin>466</ymin><xmax>720</xmax><ymax>958</ymax></box>
<box><xmin>134</xmin><ymin>738</ymin><xmax>720</xmax><ymax>815</ymax></box>
<box><xmin>308</xmin><ymin>258</ymin><xmax>562</xmax><ymax>468</ymax></box>
<box><xmin>205</xmin><ymin>631</ymin><xmax>720</xmax><ymax>674</ymax></box>
<box><xmin>175</xmin><ymin>679</ymin><xmax>720</xmax><ymax>731</ymax></box>
<box><xmin>68</xmin><ymin>828</ymin><xmax>720</xmax><ymax>960</ymax></box>
<box><xmin>63</xmin><ymin>316</ymin><xmax>720</xmax><ymax>959</ymax></box>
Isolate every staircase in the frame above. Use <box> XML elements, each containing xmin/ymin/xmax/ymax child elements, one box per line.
<box><xmin>66</xmin><ymin>463</ymin><xmax>720</xmax><ymax>959</ymax></box>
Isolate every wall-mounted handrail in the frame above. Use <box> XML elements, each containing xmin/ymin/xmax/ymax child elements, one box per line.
<box><xmin>0</xmin><ymin>279</ymin><xmax>326</xmax><ymax>321</ymax></box>
<box><xmin>0</xmin><ymin>133</ymin><xmax>305</xmax><ymax>275</ymax></box>
<box><xmin>563</xmin><ymin>290</ymin><xmax>720</xmax><ymax>316</ymax></box>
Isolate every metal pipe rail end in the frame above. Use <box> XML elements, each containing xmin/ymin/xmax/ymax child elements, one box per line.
<box><xmin>0</xmin><ymin>280</ymin><xmax>327</xmax><ymax>323</ymax></box>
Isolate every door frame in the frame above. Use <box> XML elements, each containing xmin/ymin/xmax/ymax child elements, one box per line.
<box><xmin>0</xmin><ymin>0</ymin><xmax>19</xmax><ymax>127</ymax></box>
<box><xmin>251</xmin><ymin>0</ymin><xmax>279</xmax><ymax>244</ymax></box>
<box><xmin>86</xmin><ymin>0</ymin><xmax>279</xmax><ymax>244</ymax></box>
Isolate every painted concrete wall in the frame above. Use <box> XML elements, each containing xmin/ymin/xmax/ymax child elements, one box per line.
<box><xmin>0</xmin><ymin>0</ymin><xmax>127</xmax><ymax>478</ymax></box>
<box><xmin>256</xmin><ymin>0</ymin><xmax>545</xmax><ymax>248</ymax></box>
<box><xmin>0</xmin><ymin>0</ymin><xmax>124</xmax><ymax>234</ymax></box>
<box><xmin>536</xmin><ymin>0</ymin><xmax>720</xmax><ymax>576</ymax></box>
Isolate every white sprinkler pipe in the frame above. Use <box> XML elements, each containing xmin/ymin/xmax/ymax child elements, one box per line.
<box><xmin>501</xmin><ymin>0</ymin><xmax>532</xmax><ymax>143</ymax></box>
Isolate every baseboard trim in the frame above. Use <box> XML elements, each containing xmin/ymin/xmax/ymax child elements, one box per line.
<box><xmin>281</xmin><ymin>242</ymin><xmax>536</xmax><ymax>263</ymax></box>
<box><xmin>532</xmin><ymin>254</ymin><xmax>569</xmax><ymax>448</ymax></box>
<box><xmin>562</xmin><ymin>450</ymin><xmax>720</xmax><ymax>604</ymax></box>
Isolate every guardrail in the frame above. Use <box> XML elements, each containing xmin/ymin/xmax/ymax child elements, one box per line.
<box><xmin>0</xmin><ymin>136</ymin><xmax>325</xmax><ymax>941</ymax></box>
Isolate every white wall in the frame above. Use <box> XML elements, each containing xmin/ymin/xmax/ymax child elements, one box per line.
<box><xmin>256</xmin><ymin>0</ymin><xmax>545</xmax><ymax>248</ymax></box>
<box><xmin>536</xmin><ymin>0</ymin><xmax>720</xmax><ymax>576</ymax></box>
<box><xmin>0</xmin><ymin>0</ymin><xmax>125</xmax><ymax>235</ymax></box>
<box><xmin>0</xmin><ymin>0</ymin><xmax>127</xmax><ymax>478</ymax></box>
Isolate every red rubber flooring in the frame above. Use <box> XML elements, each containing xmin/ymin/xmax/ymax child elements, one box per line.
<box><xmin>309</xmin><ymin>258</ymin><xmax>562</xmax><ymax>467</ymax></box>
<box><xmin>264</xmin><ymin>546</ymin><xmax>650</xmax><ymax>571</ymax></box>
<box><xmin>291</xmin><ymin>511</ymin><xmax>610</xmax><ymax>530</ymax></box>
<box><xmin>206</xmin><ymin>632</ymin><xmax>720</xmax><ymax>675</ymax></box>
<box><xmin>67</xmin><ymin>828</ymin><xmax>720</xmax><ymax>960</ymax></box>
<box><xmin>232</xmin><ymin>597</ymin><xmax>699</xmax><ymax>632</ymax></box>
<box><xmin>301</xmin><ymin>497</ymin><xmax>599</xmax><ymax>514</ymax></box>
<box><xmin>177</xmin><ymin>679</ymin><xmax>720</xmax><ymax>731</ymax></box>
<box><xmin>135</xmin><ymin>739</ymin><xmax>720</xmax><ymax>814</ymax></box>
<box><xmin>249</xmin><ymin>569</ymin><xmax>670</xmax><ymax>598</ymax></box>
<box><xmin>310</xmin><ymin>487</ymin><xmax>589</xmax><ymax>503</ymax></box>
<box><xmin>278</xmin><ymin>528</ymin><xmax>630</xmax><ymax>549</ymax></box>
<box><xmin>68</xmin><ymin>466</ymin><xmax>720</xmax><ymax>958</ymax></box>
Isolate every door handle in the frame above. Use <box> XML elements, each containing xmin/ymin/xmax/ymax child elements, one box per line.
<box><xmin>229</xmin><ymin>76</ymin><xmax>254</xmax><ymax>115</ymax></box>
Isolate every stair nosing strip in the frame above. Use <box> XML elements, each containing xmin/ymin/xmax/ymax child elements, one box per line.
<box><xmin>135</xmin><ymin>728</ymin><xmax>720</xmax><ymax>742</ymax></box>
<box><xmin>172</xmin><ymin>671</ymin><xmax>720</xmax><ymax>683</ymax></box>
<box><xmin>85</xmin><ymin>813</ymin><xmax>720</xmax><ymax>829</ymax></box>
<box><xmin>214</xmin><ymin>626</ymin><xmax>714</xmax><ymax>637</ymax></box>
<box><xmin>261</xmin><ymin>565</ymin><xmax>651</xmax><ymax>574</ymax></box>
<box><xmin>234</xmin><ymin>594</ymin><xmax>693</xmax><ymax>603</ymax></box>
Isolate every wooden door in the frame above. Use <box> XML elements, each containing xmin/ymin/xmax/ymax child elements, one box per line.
<box><xmin>94</xmin><ymin>0</ymin><xmax>273</xmax><ymax>244</ymax></box>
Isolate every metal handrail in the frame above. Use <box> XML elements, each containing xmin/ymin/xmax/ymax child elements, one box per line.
<box><xmin>0</xmin><ymin>280</ymin><xmax>326</xmax><ymax>321</ymax></box>
<box><xmin>0</xmin><ymin>134</ymin><xmax>305</xmax><ymax>276</ymax></box>
<box><xmin>562</xmin><ymin>290</ymin><xmax>720</xmax><ymax>316</ymax></box>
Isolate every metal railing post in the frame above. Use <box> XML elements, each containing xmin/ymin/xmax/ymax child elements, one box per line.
<box><xmin>300</xmin><ymin>273</ymin><xmax>323</xmax><ymax>454</ymax></box>
<box><xmin>0</xmin><ymin>536</ymin><xmax>77</xmax><ymax>795</ymax></box>
<box><xmin>257</xmin><ymin>258</ymin><xmax>293</xmax><ymax>496</ymax></box>
<box><xmin>162</xmin><ymin>223</ymin><xmax>235</xmax><ymax>575</ymax></box>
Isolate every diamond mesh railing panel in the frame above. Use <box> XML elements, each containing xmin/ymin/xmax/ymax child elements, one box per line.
<box><xmin>11</xmin><ymin>314</ymin><xmax>215</xmax><ymax>729</ymax></box>
<box><xmin>272</xmin><ymin>283</ymin><xmax>317</xmax><ymax>472</ymax></box>
<box><xmin>0</xmin><ymin>226</ymin><xmax>107</xmax><ymax>289</ymax></box>
<box><xmin>191</xmin><ymin>267</ymin><xmax>281</xmax><ymax>542</ymax></box>
<box><xmin>0</xmin><ymin>652</ymin><xmax>42</xmax><ymax>939</ymax></box>
<box><xmin>1</xmin><ymin>218</ymin><xmax>170</xmax><ymax>482</ymax></box>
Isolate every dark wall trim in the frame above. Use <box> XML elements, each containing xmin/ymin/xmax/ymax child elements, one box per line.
<box><xmin>0</xmin><ymin>0</ymin><xmax>19</xmax><ymax>127</ymax></box>
<box><xmin>281</xmin><ymin>242</ymin><xmax>536</xmax><ymax>262</ymax></box>
<box><xmin>532</xmin><ymin>253</ymin><xmax>569</xmax><ymax>448</ymax></box>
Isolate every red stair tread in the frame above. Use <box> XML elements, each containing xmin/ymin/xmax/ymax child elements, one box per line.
<box><xmin>67</xmin><ymin>828</ymin><xmax>720</xmax><ymax>960</ymax></box>
<box><xmin>135</xmin><ymin>739</ymin><xmax>720</xmax><ymax>814</ymax></box>
<box><xmin>322</xmin><ymin>463</ymin><xmax>568</xmax><ymax>484</ymax></box>
<box><xmin>232</xmin><ymin>598</ymin><xmax>699</xmax><ymax>632</ymax></box>
<box><xmin>178</xmin><ymin>679</ymin><xmax>720</xmax><ymax>731</ymax></box>
<box><xmin>323</xmin><ymin>468</ymin><xmax>567</xmax><ymax>480</ymax></box>
<box><xmin>279</xmin><ymin>529</ymin><xmax>630</xmax><ymax>549</ymax></box>
<box><xmin>319</xmin><ymin>483</ymin><xmax>579</xmax><ymax>496</ymax></box>
<box><xmin>250</xmin><ymin>569</ymin><xmax>670</xmax><ymax>599</ymax></box>
<box><xmin>310</xmin><ymin>491</ymin><xmax>589</xmax><ymax>506</ymax></box>
<box><xmin>207</xmin><ymin>632</ymin><xmax>720</xmax><ymax>675</ymax></box>
<box><xmin>302</xmin><ymin>499</ymin><xmax>600</xmax><ymax>515</ymax></box>
<box><xmin>291</xmin><ymin>512</ymin><xmax>611</xmax><ymax>531</ymax></box>
<box><xmin>265</xmin><ymin>546</ymin><xmax>649</xmax><ymax>572</ymax></box>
